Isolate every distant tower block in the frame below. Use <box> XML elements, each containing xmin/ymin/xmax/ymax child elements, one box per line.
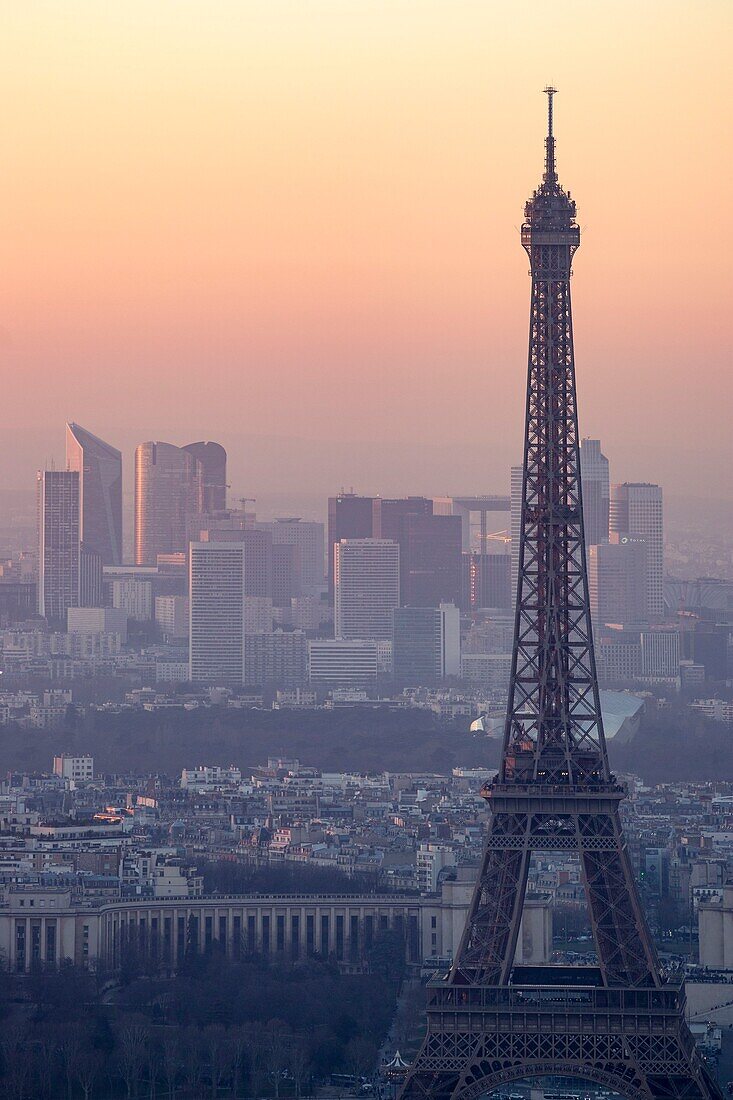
<box><xmin>398</xmin><ymin>89</ymin><xmax>721</xmax><ymax>1100</ymax></box>
<box><xmin>183</xmin><ymin>441</ymin><xmax>227</xmax><ymax>513</ymax></box>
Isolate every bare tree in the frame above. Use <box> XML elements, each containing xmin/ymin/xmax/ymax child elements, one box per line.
<box><xmin>288</xmin><ymin>1036</ymin><xmax>312</xmax><ymax>1099</ymax></box>
<box><xmin>345</xmin><ymin>1036</ymin><xmax>378</xmax><ymax>1084</ymax></box>
<box><xmin>117</xmin><ymin>1023</ymin><xmax>149</xmax><ymax>1099</ymax></box>
<box><xmin>229</xmin><ymin>1026</ymin><xmax>249</xmax><ymax>1100</ymax></box>
<box><xmin>161</xmin><ymin>1033</ymin><xmax>182</xmax><ymax>1100</ymax></box>
<box><xmin>74</xmin><ymin>1044</ymin><xmax>104</xmax><ymax>1100</ymax></box>
<box><xmin>265</xmin><ymin>1021</ymin><xmax>292</xmax><ymax>1099</ymax></box>
<box><xmin>182</xmin><ymin>1027</ymin><xmax>206</xmax><ymax>1098</ymax></box>
<box><xmin>1</xmin><ymin>1022</ymin><xmax>31</xmax><ymax>1100</ymax></box>
<box><xmin>57</xmin><ymin>1022</ymin><xmax>85</xmax><ymax>1100</ymax></box>
<box><xmin>205</xmin><ymin>1024</ymin><xmax>230</xmax><ymax>1099</ymax></box>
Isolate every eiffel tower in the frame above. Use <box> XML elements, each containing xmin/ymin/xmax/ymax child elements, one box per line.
<box><xmin>397</xmin><ymin>91</ymin><xmax>723</xmax><ymax>1100</ymax></box>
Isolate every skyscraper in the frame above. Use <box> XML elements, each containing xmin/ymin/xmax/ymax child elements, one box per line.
<box><xmin>189</xmin><ymin>540</ymin><xmax>246</xmax><ymax>683</ymax></box>
<box><xmin>579</xmin><ymin>437</ymin><xmax>610</xmax><ymax>546</ymax></box>
<box><xmin>588</xmin><ymin>534</ymin><xmax>648</xmax><ymax>626</ymax></box>
<box><xmin>398</xmin><ymin>513</ymin><xmax>462</xmax><ymax>607</ymax></box>
<box><xmin>393</xmin><ymin>603</ymin><xmax>460</xmax><ymax>683</ymax></box>
<box><xmin>134</xmin><ymin>442</ymin><xmax>203</xmax><ymax>566</ymax></box>
<box><xmin>65</xmin><ymin>423</ymin><xmax>123</xmax><ymax>566</ymax></box>
<box><xmin>378</xmin><ymin>498</ymin><xmax>462</xmax><ymax>608</ymax></box>
<box><xmin>182</xmin><ymin>441</ymin><xmax>227</xmax><ymax>513</ymax></box>
<box><xmin>327</xmin><ymin>493</ymin><xmax>379</xmax><ymax>600</ymax></box>
<box><xmin>334</xmin><ymin>538</ymin><xmax>399</xmax><ymax>640</ymax></box>
<box><xmin>256</xmin><ymin>517</ymin><xmax>325</xmax><ymax>595</ymax></box>
<box><xmin>37</xmin><ymin>470</ymin><xmax>80</xmax><ymax>622</ymax></box>
<box><xmin>461</xmin><ymin>551</ymin><xmax>511</xmax><ymax>611</ymax></box>
<box><xmin>509</xmin><ymin>464</ymin><xmax>523</xmax><ymax>604</ymax></box>
<box><xmin>610</xmin><ymin>482</ymin><xmax>664</xmax><ymax>618</ymax></box>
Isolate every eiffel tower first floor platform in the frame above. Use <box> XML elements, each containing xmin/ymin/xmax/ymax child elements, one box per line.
<box><xmin>399</xmin><ymin>966</ymin><xmax>723</xmax><ymax>1100</ymax></box>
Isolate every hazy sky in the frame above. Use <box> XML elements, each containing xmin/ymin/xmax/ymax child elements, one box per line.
<box><xmin>1</xmin><ymin>1</ymin><xmax>731</xmax><ymax>507</ymax></box>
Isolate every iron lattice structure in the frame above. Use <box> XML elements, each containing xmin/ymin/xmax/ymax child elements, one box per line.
<box><xmin>398</xmin><ymin>91</ymin><xmax>722</xmax><ymax>1100</ymax></box>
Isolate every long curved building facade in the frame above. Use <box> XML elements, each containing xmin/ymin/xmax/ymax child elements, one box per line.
<box><xmin>0</xmin><ymin>885</ymin><xmax>550</xmax><ymax>974</ymax></box>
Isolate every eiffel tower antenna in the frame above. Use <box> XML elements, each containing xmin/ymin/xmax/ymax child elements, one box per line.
<box><xmin>398</xmin><ymin>91</ymin><xmax>722</xmax><ymax>1100</ymax></box>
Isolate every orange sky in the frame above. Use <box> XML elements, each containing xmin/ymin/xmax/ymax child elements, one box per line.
<box><xmin>0</xmin><ymin>1</ymin><xmax>731</xmax><ymax>507</ymax></box>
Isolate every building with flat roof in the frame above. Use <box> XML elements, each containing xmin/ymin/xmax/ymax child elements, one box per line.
<box><xmin>189</xmin><ymin>541</ymin><xmax>246</xmax><ymax>683</ymax></box>
<box><xmin>393</xmin><ymin>604</ymin><xmax>460</xmax><ymax>684</ymax></box>
<box><xmin>335</xmin><ymin>539</ymin><xmax>399</xmax><ymax>641</ymax></box>
<box><xmin>308</xmin><ymin>639</ymin><xmax>379</xmax><ymax>688</ymax></box>
<box><xmin>611</xmin><ymin>482</ymin><xmax>664</xmax><ymax>618</ymax></box>
<box><xmin>37</xmin><ymin>470</ymin><xmax>80</xmax><ymax>623</ymax></box>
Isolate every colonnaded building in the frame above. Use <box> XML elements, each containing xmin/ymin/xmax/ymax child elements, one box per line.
<box><xmin>0</xmin><ymin>875</ymin><xmax>551</xmax><ymax>974</ymax></box>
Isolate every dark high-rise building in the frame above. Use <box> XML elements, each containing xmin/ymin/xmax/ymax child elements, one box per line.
<box><xmin>378</xmin><ymin>496</ymin><xmax>434</xmax><ymax>540</ymax></box>
<box><xmin>393</xmin><ymin>604</ymin><xmax>460</xmax><ymax>684</ymax></box>
<box><xmin>376</xmin><ymin>496</ymin><xmax>462</xmax><ymax>608</ymax></box>
<box><xmin>327</xmin><ymin>493</ymin><xmax>379</xmax><ymax>600</ymax></box>
<box><xmin>272</xmin><ymin>543</ymin><xmax>301</xmax><ymax>608</ymax></box>
<box><xmin>579</xmin><ymin>437</ymin><xmax>609</xmax><ymax>547</ymax></box>
<box><xmin>399</xmin><ymin>512</ymin><xmax>462</xmax><ymax>607</ymax></box>
<box><xmin>66</xmin><ymin>423</ymin><xmax>123</xmax><ymax>566</ymax></box>
<box><xmin>134</xmin><ymin>442</ymin><xmax>203</xmax><ymax>565</ymax></box>
<box><xmin>183</xmin><ymin>441</ymin><xmax>227</xmax><ymax>513</ymax></box>
<box><xmin>461</xmin><ymin>551</ymin><xmax>511</xmax><ymax>611</ymax></box>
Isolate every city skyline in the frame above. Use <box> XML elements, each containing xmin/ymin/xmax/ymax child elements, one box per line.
<box><xmin>0</xmin><ymin>3</ymin><xmax>730</xmax><ymax>503</ymax></box>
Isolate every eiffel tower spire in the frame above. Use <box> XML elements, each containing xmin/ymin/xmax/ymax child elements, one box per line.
<box><xmin>543</xmin><ymin>85</ymin><xmax>557</xmax><ymax>185</ymax></box>
<box><xmin>397</xmin><ymin>91</ymin><xmax>723</xmax><ymax>1100</ymax></box>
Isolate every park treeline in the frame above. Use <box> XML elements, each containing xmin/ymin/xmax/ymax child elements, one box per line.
<box><xmin>609</xmin><ymin>703</ymin><xmax>733</xmax><ymax>783</ymax></box>
<box><xmin>0</xmin><ymin>930</ymin><xmax>406</xmax><ymax>1099</ymax></box>
<box><xmin>0</xmin><ymin>704</ymin><xmax>498</xmax><ymax>777</ymax></box>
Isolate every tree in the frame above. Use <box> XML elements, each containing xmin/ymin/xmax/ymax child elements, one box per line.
<box><xmin>288</xmin><ymin>1036</ymin><xmax>312</xmax><ymax>1099</ymax></box>
<box><xmin>116</xmin><ymin>1023</ymin><xmax>149</xmax><ymax>1099</ymax></box>
<box><xmin>74</xmin><ymin>1043</ymin><xmax>104</xmax><ymax>1100</ymax></box>
<box><xmin>345</xmin><ymin>1036</ymin><xmax>378</xmax><ymax>1083</ymax></box>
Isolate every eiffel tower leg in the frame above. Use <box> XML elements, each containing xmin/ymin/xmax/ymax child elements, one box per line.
<box><xmin>450</xmin><ymin>813</ymin><xmax>531</xmax><ymax>984</ymax></box>
<box><xmin>577</xmin><ymin>810</ymin><xmax>659</xmax><ymax>988</ymax></box>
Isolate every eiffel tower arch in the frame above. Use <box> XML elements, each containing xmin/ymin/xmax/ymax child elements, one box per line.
<box><xmin>397</xmin><ymin>91</ymin><xmax>723</xmax><ymax>1100</ymax></box>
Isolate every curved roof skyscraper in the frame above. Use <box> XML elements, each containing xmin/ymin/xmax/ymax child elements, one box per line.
<box><xmin>65</xmin><ymin>422</ymin><xmax>123</xmax><ymax>566</ymax></box>
<box><xmin>134</xmin><ymin>442</ymin><xmax>203</xmax><ymax>566</ymax></box>
<box><xmin>183</xmin><ymin>441</ymin><xmax>227</xmax><ymax>513</ymax></box>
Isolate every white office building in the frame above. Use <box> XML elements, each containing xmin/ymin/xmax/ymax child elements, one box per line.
<box><xmin>53</xmin><ymin>754</ymin><xmax>94</xmax><ymax>782</ymax></box>
<box><xmin>588</xmin><ymin>534</ymin><xmax>648</xmax><ymax>626</ymax></box>
<box><xmin>112</xmin><ymin>578</ymin><xmax>153</xmax><ymax>621</ymax></box>
<box><xmin>610</xmin><ymin>483</ymin><xmax>664</xmax><ymax>618</ymax></box>
<box><xmin>189</xmin><ymin>541</ymin><xmax>246</xmax><ymax>683</ymax></box>
<box><xmin>155</xmin><ymin>596</ymin><xmax>189</xmax><ymax>639</ymax></box>
<box><xmin>256</xmin><ymin>518</ymin><xmax>325</xmax><ymax>595</ymax></box>
<box><xmin>334</xmin><ymin>539</ymin><xmax>399</xmax><ymax>641</ymax></box>
<box><xmin>308</xmin><ymin>639</ymin><xmax>378</xmax><ymax>687</ymax></box>
<box><xmin>67</xmin><ymin>606</ymin><xmax>128</xmax><ymax>643</ymax></box>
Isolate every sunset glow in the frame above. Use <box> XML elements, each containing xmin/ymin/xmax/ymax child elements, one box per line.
<box><xmin>0</xmin><ymin>1</ymin><xmax>730</xmax><ymax>500</ymax></box>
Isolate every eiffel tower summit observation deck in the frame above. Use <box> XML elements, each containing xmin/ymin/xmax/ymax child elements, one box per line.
<box><xmin>397</xmin><ymin>90</ymin><xmax>723</xmax><ymax>1100</ymax></box>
